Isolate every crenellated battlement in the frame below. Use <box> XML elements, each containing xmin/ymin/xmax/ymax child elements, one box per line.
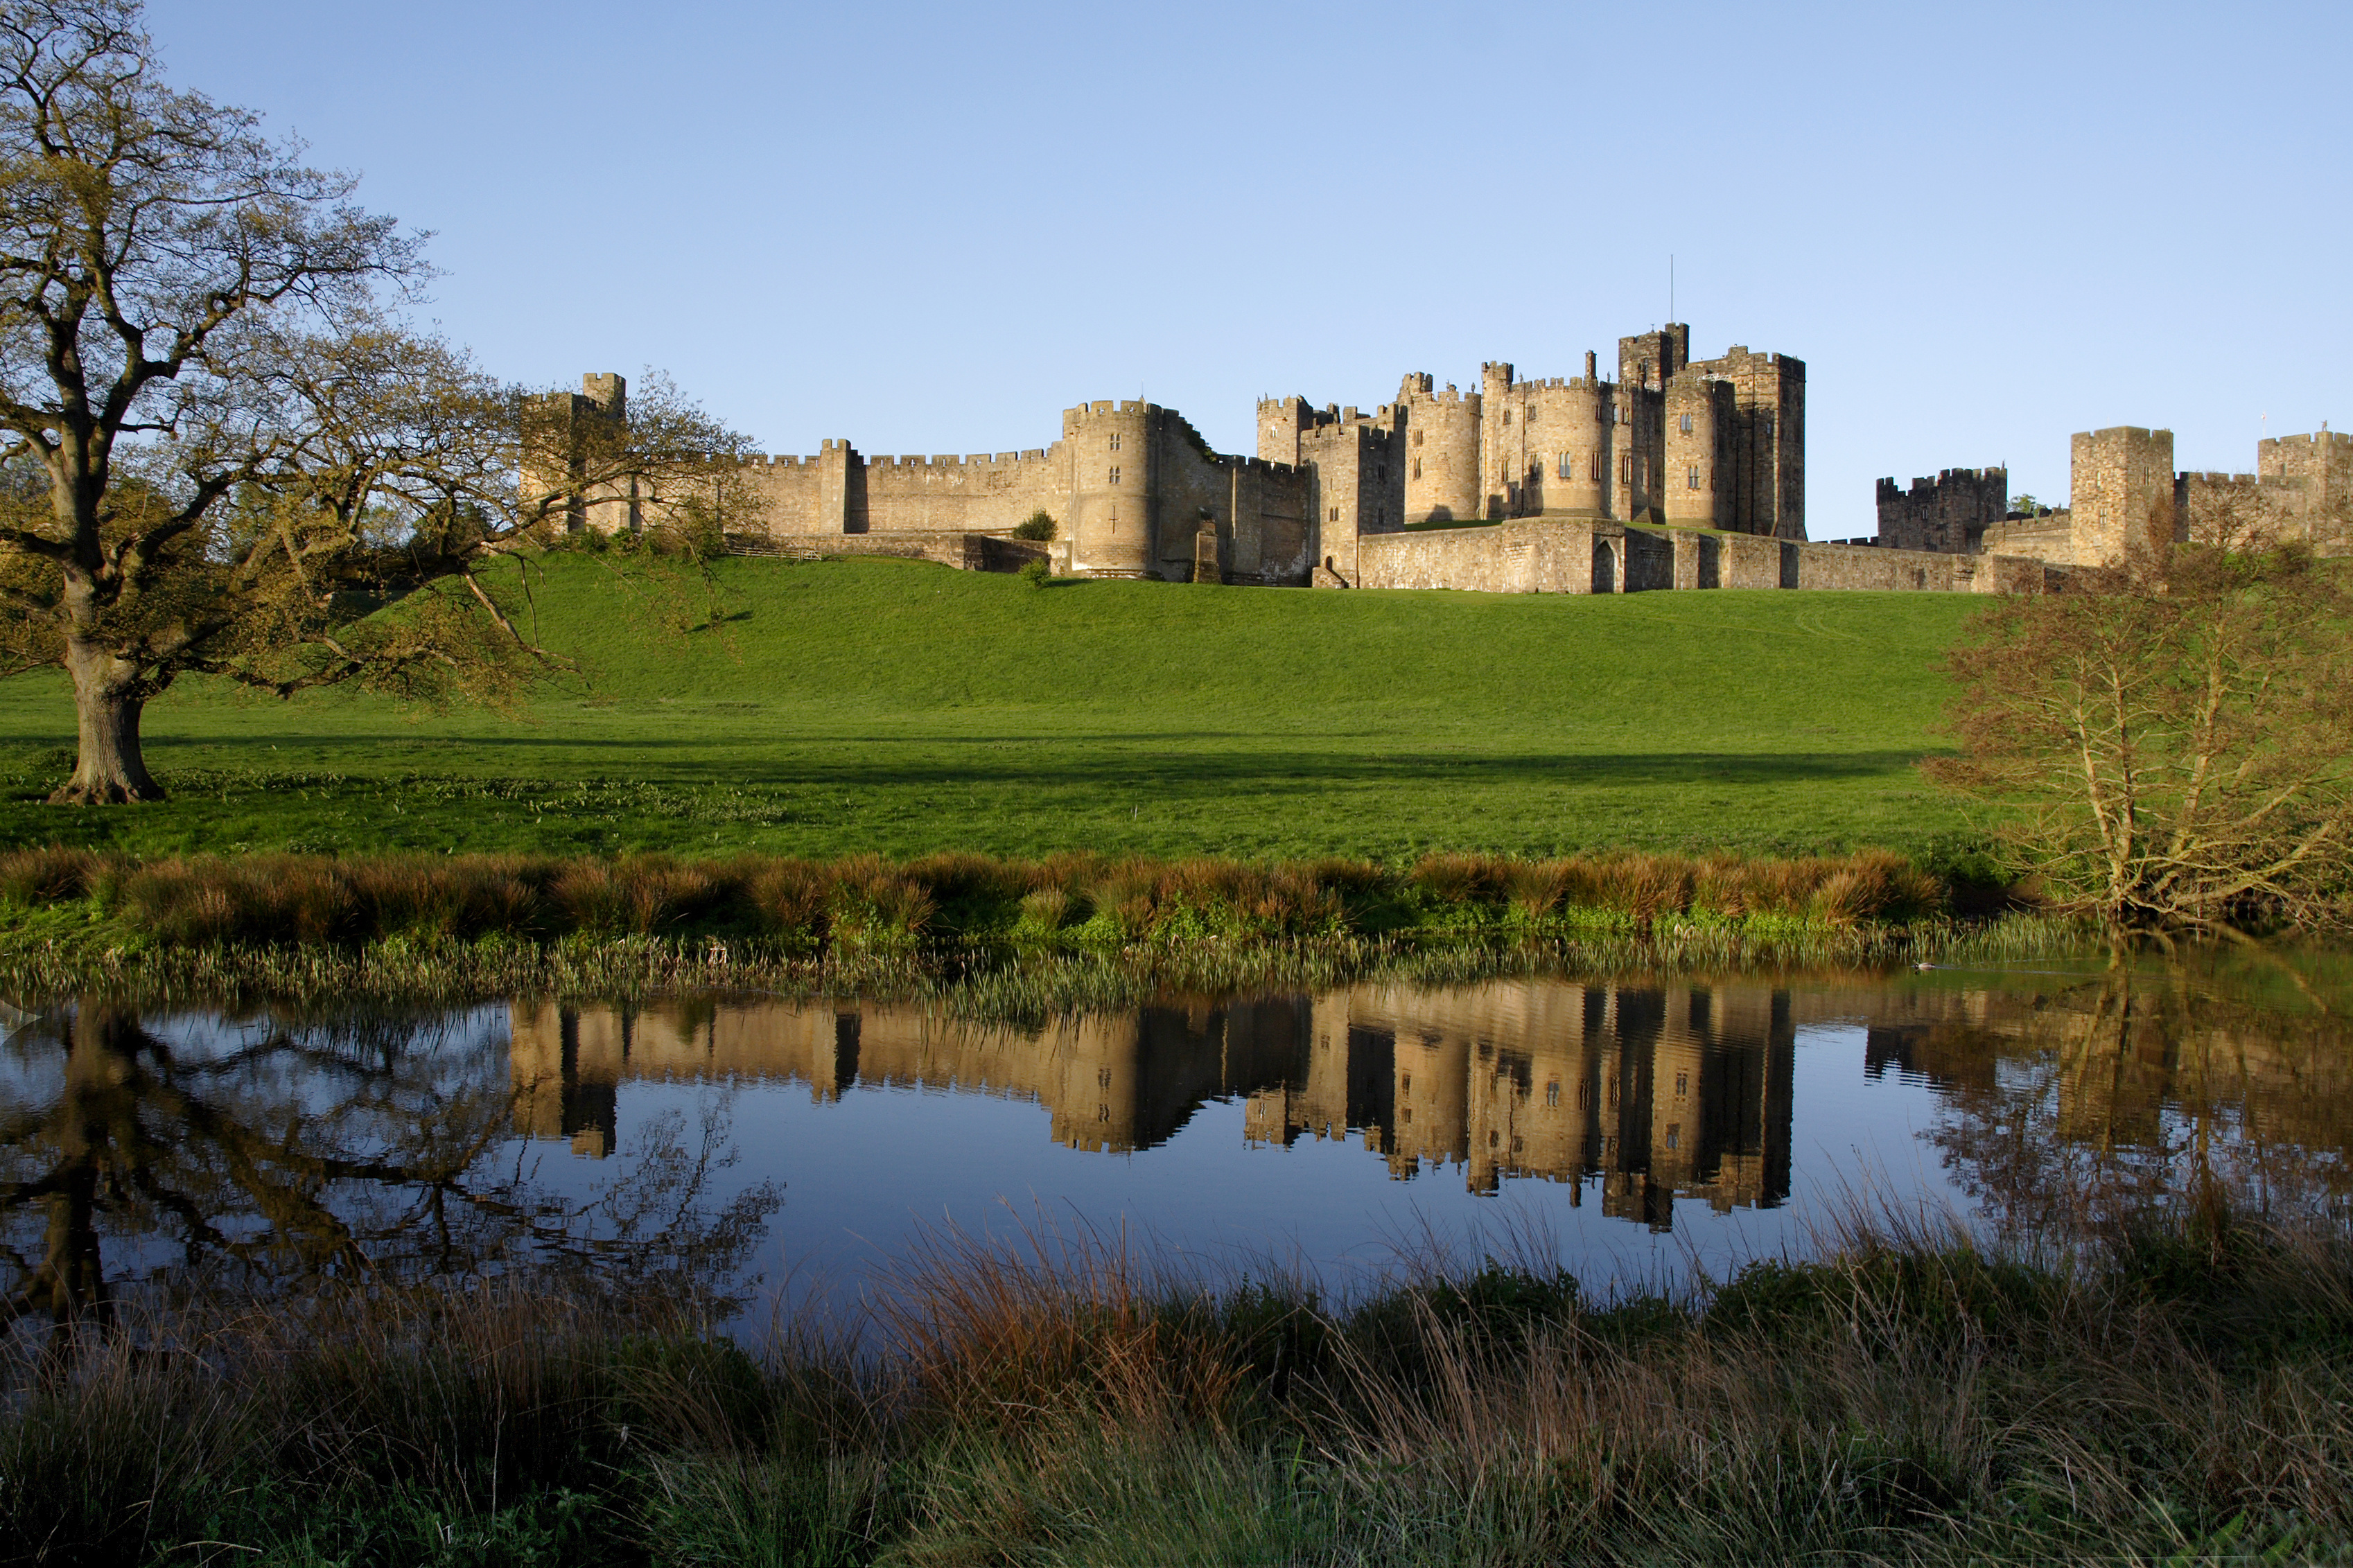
<box><xmin>861</xmin><ymin>447</ymin><xmax>1066</xmax><ymax>475</ymax></box>
<box><xmin>1397</xmin><ymin>373</ymin><xmax>1478</xmax><ymax>409</ymax></box>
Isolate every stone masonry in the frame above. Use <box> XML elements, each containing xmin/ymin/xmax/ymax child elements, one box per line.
<box><xmin>1884</xmin><ymin>422</ymin><xmax>2349</xmax><ymax>569</ymax></box>
<box><xmin>545</xmin><ymin>317</ymin><xmax>2076</xmax><ymax>597</ymax></box>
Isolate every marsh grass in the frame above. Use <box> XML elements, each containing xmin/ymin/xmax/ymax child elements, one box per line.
<box><xmin>8</xmin><ymin>1197</ymin><xmax>2352</xmax><ymax>1566</ymax></box>
<box><xmin>0</xmin><ymin>844</ymin><xmax>2022</xmax><ymax>1006</ymax></box>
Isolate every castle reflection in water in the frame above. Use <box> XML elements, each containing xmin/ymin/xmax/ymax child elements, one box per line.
<box><xmin>509</xmin><ymin>983</ymin><xmax>1796</xmax><ymax>1226</ymax></box>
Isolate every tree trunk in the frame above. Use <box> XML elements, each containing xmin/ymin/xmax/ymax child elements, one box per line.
<box><xmin>51</xmin><ymin>643</ymin><xmax>161</xmax><ymax>804</ymax></box>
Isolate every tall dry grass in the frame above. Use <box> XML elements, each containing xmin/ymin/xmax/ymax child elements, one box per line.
<box><xmin>7</xmin><ymin>1199</ymin><xmax>2348</xmax><ymax>1564</ymax></box>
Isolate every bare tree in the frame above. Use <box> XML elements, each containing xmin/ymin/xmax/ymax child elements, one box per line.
<box><xmin>0</xmin><ymin>1</ymin><xmax>758</xmax><ymax>802</ymax></box>
<box><xmin>1930</xmin><ymin>529</ymin><xmax>2353</xmax><ymax>937</ymax></box>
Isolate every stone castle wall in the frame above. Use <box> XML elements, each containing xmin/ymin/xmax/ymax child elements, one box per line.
<box><xmin>1892</xmin><ymin>423</ymin><xmax>2347</xmax><ymax>569</ymax></box>
<box><xmin>1876</xmin><ymin>466</ymin><xmax>2007</xmax><ymax>554</ymax></box>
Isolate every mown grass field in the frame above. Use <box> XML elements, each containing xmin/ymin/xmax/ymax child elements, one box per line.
<box><xmin>0</xmin><ymin>554</ymin><xmax>1988</xmax><ymax>861</ymax></box>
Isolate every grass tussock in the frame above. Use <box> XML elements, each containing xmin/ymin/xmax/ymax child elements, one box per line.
<box><xmin>9</xmin><ymin>1199</ymin><xmax>2353</xmax><ymax>1565</ymax></box>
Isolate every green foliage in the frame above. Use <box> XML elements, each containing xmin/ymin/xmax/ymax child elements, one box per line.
<box><xmin>1011</xmin><ymin>510</ymin><xmax>1056</xmax><ymax>541</ymax></box>
<box><xmin>1018</xmin><ymin>557</ymin><xmax>1051</xmax><ymax>588</ymax></box>
<box><xmin>0</xmin><ymin>555</ymin><xmax>1983</xmax><ymax>862</ymax></box>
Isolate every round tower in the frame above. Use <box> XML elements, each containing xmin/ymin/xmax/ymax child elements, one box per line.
<box><xmin>1063</xmin><ymin>400</ymin><xmax>1156</xmax><ymax>577</ymax></box>
<box><xmin>1526</xmin><ymin>378</ymin><xmax>1613</xmax><ymax>517</ymax></box>
<box><xmin>1397</xmin><ymin>373</ymin><xmax>1482</xmax><ymax>526</ymax></box>
<box><xmin>1662</xmin><ymin>373</ymin><xmax>1722</xmax><ymax>529</ymax></box>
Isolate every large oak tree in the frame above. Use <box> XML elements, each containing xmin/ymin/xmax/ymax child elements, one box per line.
<box><xmin>0</xmin><ymin>0</ymin><xmax>755</xmax><ymax>803</ymax></box>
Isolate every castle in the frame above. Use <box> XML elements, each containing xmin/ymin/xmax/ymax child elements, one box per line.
<box><xmin>545</xmin><ymin>321</ymin><xmax>2058</xmax><ymax>597</ymax></box>
<box><xmin>1877</xmin><ymin>423</ymin><xmax>2350</xmax><ymax>565</ymax></box>
<box><xmin>564</xmin><ymin>317</ymin><xmax>2353</xmax><ymax>595</ymax></box>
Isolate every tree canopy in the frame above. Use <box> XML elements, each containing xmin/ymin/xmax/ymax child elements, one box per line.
<box><xmin>0</xmin><ymin>0</ymin><xmax>758</xmax><ymax>802</ymax></box>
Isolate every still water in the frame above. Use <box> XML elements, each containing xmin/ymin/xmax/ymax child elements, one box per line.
<box><xmin>4</xmin><ymin>954</ymin><xmax>2350</xmax><ymax>1325</ymax></box>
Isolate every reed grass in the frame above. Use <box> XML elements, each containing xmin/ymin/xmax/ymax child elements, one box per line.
<box><xmin>0</xmin><ymin>844</ymin><xmax>2052</xmax><ymax>1006</ymax></box>
<box><xmin>6</xmin><ymin>1197</ymin><xmax>2348</xmax><ymax>1565</ymax></box>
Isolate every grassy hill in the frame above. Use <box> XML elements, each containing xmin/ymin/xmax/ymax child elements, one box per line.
<box><xmin>0</xmin><ymin>554</ymin><xmax>1988</xmax><ymax>861</ymax></box>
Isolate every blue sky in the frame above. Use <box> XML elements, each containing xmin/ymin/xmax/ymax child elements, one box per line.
<box><xmin>145</xmin><ymin>1</ymin><xmax>2347</xmax><ymax>534</ymax></box>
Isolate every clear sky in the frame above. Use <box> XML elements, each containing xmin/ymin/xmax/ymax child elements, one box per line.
<box><xmin>143</xmin><ymin>0</ymin><xmax>2347</xmax><ymax>535</ymax></box>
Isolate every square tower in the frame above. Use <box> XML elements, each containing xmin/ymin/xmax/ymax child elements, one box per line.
<box><xmin>2069</xmin><ymin>427</ymin><xmax>2176</xmax><ymax>566</ymax></box>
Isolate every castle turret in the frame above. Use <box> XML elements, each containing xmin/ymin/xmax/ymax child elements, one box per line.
<box><xmin>1062</xmin><ymin>400</ymin><xmax>1157</xmax><ymax>578</ymax></box>
<box><xmin>1480</xmin><ymin>362</ymin><xmax>1518</xmax><ymax>518</ymax></box>
<box><xmin>1663</xmin><ymin>373</ymin><xmax>1733</xmax><ymax>529</ymax></box>
<box><xmin>2069</xmin><ymin>426</ymin><xmax>2175</xmax><ymax>566</ymax></box>
<box><xmin>1616</xmin><ymin>325</ymin><xmax>1690</xmax><ymax>393</ymax></box>
<box><xmin>1514</xmin><ymin>364</ymin><xmax>1613</xmax><ymax>519</ymax></box>
<box><xmin>1257</xmin><ymin>396</ymin><xmax>1313</xmax><ymax>467</ymax></box>
<box><xmin>1396</xmin><ymin>373</ymin><xmax>1482</xmax><ymax>525</ymax></box>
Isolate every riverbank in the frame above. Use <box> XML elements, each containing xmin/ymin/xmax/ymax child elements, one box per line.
<box><xmin>0</xmin><ymin>844</ymin><xmax>2049</xmax><ymax>1003</ymax></box>
<box><xmin>8</xmin><ymin>1200</ymin><xmax>2345</xmax><ymax>1566</ymax></box>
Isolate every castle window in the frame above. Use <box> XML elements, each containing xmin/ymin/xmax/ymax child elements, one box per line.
<box><xmin>1545</xmin><ymin>1080</ymin><xmax>1560</xmax><ymax>1107</ymax></box>
<box><xmin>1527</xmin><ymin>406</ymin><xmax>1539</xmax><ymax>424</ymax></box>
<box><xmin>1329</xmin><ymin>506</ymin><xmax>1340</xmax><ymax>522</ymax></box>
<box><xmin>1762</xmin><ymin>416</ymin><xmax>1774</xmax><ymax>438</ymax></box>
<box><xmin>1616</xmin><ymin>405</ymin><xmax>1627</xmax><ymax>425</ymax></box>
<box><xmin>1108</xmin><ymin>432</ymin><xmax>1121</xmax><ymax>451</ymax></box>
<box><xmin>1679</xmin><ymin>414</ymin><xmax>1694</xmax><ymax>434</ymax></box>
<box><xmin>1590</xmin><ymin>451</ymin><xmax>1602</xmax><ymax>482</ymax></box>
<box><xmin>1674</xmin><ymin>1071</ymin><xmax>1688</xmax><ymax>1097</ymax></box>
<box><xmin>1412</xmin><ymin>430</ymin><xmax>1424</xmax><ymax>447</ymax></box>
<box><xmin>1687</xmin><ymin>466</ymin><xmax>1701</xmax><ymax>490</ymax></box>
<box><xmin>1108</xmin><ymin>466</ymin><xmax>1121</xmax><ymax>484</ymax></box>
<box><xmin>1558</xmin><ymin>452</ymin><xmax>1572</xmax><ymax>479</ymax></box>
<box><xmin>1665</xmin><ymin>1124</ymin><xmax>1681</xmax><ymax>1151</ymax></box>
<box><xmin>1501</xmin><ymin>410</ymin><xmax>1510</xmax><ymax>425</ymax></box>
<box><xmin>1622</xmin><ymin>453</ymin><xmax>1634</xmax><ymax>485</ymax></box>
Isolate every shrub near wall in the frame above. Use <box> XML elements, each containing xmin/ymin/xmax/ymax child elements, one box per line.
<box><xmin>0</xmin><ymin>846</ymin><xmax>1951</xmax><ymax>953</ymax></box>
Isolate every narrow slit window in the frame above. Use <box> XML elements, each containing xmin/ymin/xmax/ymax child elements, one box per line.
<box><xmin>1589</xmin><ymin>451</ymin><xmax>1602</xmax><ymax>482</ymax></box>
<box><xmin>1557</xmin><ymin>452</ymin><xmax>1572</xmax><ymax>479</ymax></box>
<box><xmin>1679</xmin><ymin>413</ymin><xmax>1694</xmax><ymax>434</ymax></box>
<box><xmin>1412</xmin><ymin>458</ymin><xmax>1422</xmax><ymax>479</ymax></box>
<box><xmin>1687</xmin><ymin>466</ymin><xmax>1702</xmax><ymax>490</ymax></box>
<box><xmin>1622</xmin><ymin>452</ymin><xmax>1634</xmax><ymax>484</ymax></box>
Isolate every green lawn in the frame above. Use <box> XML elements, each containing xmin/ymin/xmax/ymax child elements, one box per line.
<box><xmin>0</xmin><ymin>554</ymin><xmax>1988</xmax><ymax>861</ymax></box>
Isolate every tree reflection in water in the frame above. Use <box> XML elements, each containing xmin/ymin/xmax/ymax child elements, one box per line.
<box><xmin>0</xmin><ymin>998</ymin><xmax>780</xmax><ymax>1348</ymax></box>
<box><xmin>1895</xmin><ymin>955</ymin><xmax>2353</xmax><ymax>1239</ymax></box>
